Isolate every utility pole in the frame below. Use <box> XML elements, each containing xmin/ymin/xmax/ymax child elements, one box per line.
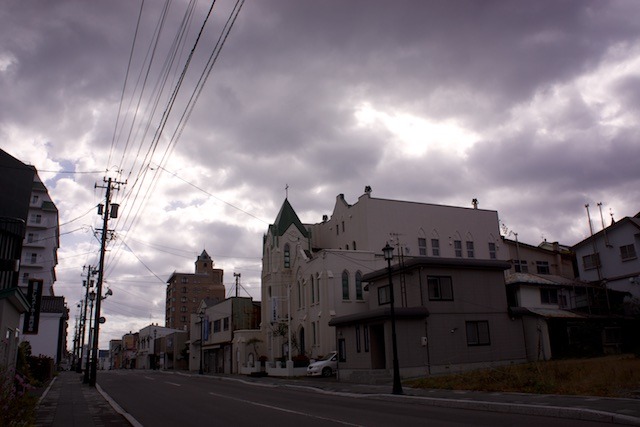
<box><xmin>234</xmin><ymin>273</ymin><xmax>241</xmax><ymax>298</ymax></box>
<box><xmin>77</xmin><ymin>266</ymin><xmax>95</xmax><ymax>374</ymax></box>
<box><xmin>89</xmin><ymin>177</ymin><xmax>124</xmax><ymax>386</ymax></box>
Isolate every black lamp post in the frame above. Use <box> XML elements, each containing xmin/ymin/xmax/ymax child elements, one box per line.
<box><xmin>382</xmin><ymin>243</ymin><xmax>403</xmax><ymax>395</ymax></box>
<box><xmin>198</xmin><ymin>311</ymin><xmax>205</xmax><ymax>375</ymax></box>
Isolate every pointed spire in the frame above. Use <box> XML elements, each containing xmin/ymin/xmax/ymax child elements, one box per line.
<box><xmin>273</xmin><ymin>198</ymin><xmax>308</xmax><ymax>238</ymax></box>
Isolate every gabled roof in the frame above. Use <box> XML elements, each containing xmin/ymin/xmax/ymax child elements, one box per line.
<box><xmin>572</xmin><ymin>215</ymin><xmax>640</xmax><ymax>249</ymax></box>
<box><xmin>271</xmin><ymin>198</ymin><xmax>308</xmax><ymax>238</ymax></box>
<box><xmin>198</xmin><ymin>250</ymin><xmax>210</xmax><ymax>260</ymax></box>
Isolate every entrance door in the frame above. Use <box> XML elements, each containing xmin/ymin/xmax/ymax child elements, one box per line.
<box><xmin>370</xmin><ymin>324</ymin><xmax>386</xmax><ymax>369</ymax></box>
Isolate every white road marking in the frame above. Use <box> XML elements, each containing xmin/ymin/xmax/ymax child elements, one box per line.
<box><xmin>208</xmin><ymin>391</ymin><xmax>362</xmax><ymax>426</ymax></box>
<box><xmin>166</xmin><ymin>382</ymin><xmax>182</xmax><ymax>387</ymax></box>
<box><xmin>144</xmin><ymin>376</ymin><xmax>155</xmax><ymax>380</ymax></box>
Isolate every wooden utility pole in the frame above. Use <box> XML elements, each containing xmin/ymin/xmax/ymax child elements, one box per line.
<box><xmin>89</xmin><ymin>177</ymin><xmax>124</xmax><ymax>386</ymax></box>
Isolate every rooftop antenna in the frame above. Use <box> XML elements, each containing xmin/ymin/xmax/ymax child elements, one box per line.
<box><xmin>597</xmin><ymin>202</ymin><xmax>611</xmax><ymax>247</ymax></box>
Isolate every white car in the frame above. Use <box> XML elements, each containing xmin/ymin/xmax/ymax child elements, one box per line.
<box><xmin>306</xmin><ymin>351</ymin><xmax>338</xmax><ymax>377</ymax></box>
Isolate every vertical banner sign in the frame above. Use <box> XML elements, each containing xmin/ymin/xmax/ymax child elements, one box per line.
<box><xmin>23</xmin><ymin>278</ymin><xmax>44</xmax><ymax>334</ymax></box>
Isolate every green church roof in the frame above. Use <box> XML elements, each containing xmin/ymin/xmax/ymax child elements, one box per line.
<box><xmin>272</xmin><ymin>198</ymin><xmax>308</xmax><ymax>238</ymax></box>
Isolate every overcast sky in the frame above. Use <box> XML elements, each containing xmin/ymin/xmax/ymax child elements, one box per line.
<box><xmin>2</xmin><ymin>0</ymin><xmax>639</xmax><ymax>348</ymax></box>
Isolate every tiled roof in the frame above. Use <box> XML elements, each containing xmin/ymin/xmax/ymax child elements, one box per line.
<box><xmin>40</xmin><ymin>296</ymin><xmax>67</xmax><ymax>313</ymax></box>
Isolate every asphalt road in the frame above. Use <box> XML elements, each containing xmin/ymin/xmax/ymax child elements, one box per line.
<box><xmin>97</xmin><ymin>371</ymin><xmax>619</xmax><ymax>427</ymax></box>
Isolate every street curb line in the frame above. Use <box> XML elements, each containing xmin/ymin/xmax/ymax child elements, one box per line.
<box><xmin>36</xmin><ymin>376</ymin><xmax>56</xmax><ymax>406</ymax></box>
<box><xmin>96</xmin><ymin>383</ymin><xmax>143</xmax><ymax>427</ymax></box>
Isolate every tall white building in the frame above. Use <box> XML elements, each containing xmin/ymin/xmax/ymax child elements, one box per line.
<box><xmin>20</xmin><ymin>172</ymin><xmax>59</xmax><ymax>297</ymax></box>
<box><xmin>19</xmin><ymin>171</ymin><xmax>66</xmax><ymax>365</ymax></box>
<box><xmin>261</xmin><ymin>188</ymin><xmax>508</xmax><ymax>364</ymax></box>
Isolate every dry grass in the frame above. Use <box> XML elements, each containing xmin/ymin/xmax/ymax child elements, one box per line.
<box><xmin>407</xmin><ymin>355</ymin><xmax>640</xmax><ymax>398</ymax></box>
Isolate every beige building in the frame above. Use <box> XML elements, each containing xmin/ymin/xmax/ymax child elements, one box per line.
<box><xmin>165</xmin><ymin>250</ymin><xmax>225</xmax><ymax>333</ymax></box>
<box><xmin>261</xmin><ymin>188</ymin><xmax>512</xmax><ymax>374</ymax></box>
<box><xmin>191</xmin><ymin>296</ymin><xmax>261</xmax><ymax>374</ymax></box>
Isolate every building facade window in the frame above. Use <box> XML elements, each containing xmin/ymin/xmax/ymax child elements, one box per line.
<box><xmin>488</xmin><ymin>242</ymin><xmax>496</xmax><ymax>259</ymax></box>
<box><xmin>454</xmin><ymin>240</ymin><xmax>463</xmax><ymax>257</ymax></box>
<box><xmin>180</xmin><ymin>306</ymin><xmax>187</xmax><ymax>312</ymax></box>
<box><xmin>466</xmin><ymin>321</ymin><xmax>490</xmax><ymax>346</ymax></box>
<box><xmin>213</xmin><ymin>319</ymin><xmax>221</xmax><ymax>333</ymax></box>
<box><xmin>223</xmin><ymin>317</ymin><xmax>229</xmax><ymax>331</ymax></box>
<box><xmin>355</xmin><ymin>325</ymin><xmax>361</xmax><ymax>353</ymax></box>
<box><xmin>431</xmin><ymin>239</ymin><xmax>440</xmax><ymax>256</ymax></box>
<box><xmin>312</xmin><ymin>322</ymin><xmax>317</xmax><ymax>345</ymax></box>
<box><xmin>364</xmin><ymin>325</ymin><xmax>370</xmax><ymax>352</ymax></box>
<box><xmin>378</xmin><ymin>285</ymin><xmax>391</xmax><ymax>305</ymax></box>
<box><xmin>514</xmin><ymin>260</ymin><xmax>528</xmax><ymax>273</ymax></box>
<box><xmin>316</xmin><ymin>274</ymin><xmax>320</xmax><ymax>303</ymax></box>
<box><xmin>342</xmin><ymin>270</ymin><xmax>350</xmax><ymax>300</ymax></box>
<box><xmin>310</xmin><ymin>275</ymin><xmax>315</xmax><ymax>304</ymax></box>
<box><xmin>582</xmin><ymin>253</ymin><xmax>601</xmax><ymax>270</ymax></box>
<box><xmin>181</xmin><ymin>277</ymin><xmax>188</xmax><ymax>284</ymax></box>
<box><xmin>540</xmin><ymin>288</ymin><xmax>558</xmax><ymax>304</ymax></box>
<box><xmin>30</xmin><ymin>253</ymin><xmax>37</xmax><ymax>264</ymax></box>
<box><xmin>338</xmin><ymin>338</ymin><xmax>346</xmax><ymax>362</ymax></box>
<box><xmin>352</xmin><ymin>241</ymin><xmax>356</xmax><ymax>250</ymax></box>
<box><xmin>22</xmin><ymin>273</ymin><xmax>29</xmax><ymax>283</ymax></box>
<box><xmin>418</xmin><ymin>238</ymin><xmax>427</xmax><ymax>256</ymax></box>
<box><xmin>355</xmin><ymin>271</ymin><xmax>363</xmax><ymax>300</ymax></box>
<box><xmin>466</xmin><ymin>241</ymin><xmax>475</xmax><ymax>258</ymax></box>
<box><xmin>284</xmin><ymin>243</ymin><xmax>290</xmax><ymax>268</ymax></box>
<box><xmin>536</xmin><ymin>261</ymin><xmax>550</xmax><ymax>274</ymax></box>
<box><xmin>620</xmin><ymin>244</ymin><xmax>637</xmax><ymax>261</ymax></box>
<box><xmin>427</xmin><ymin>276</ymin><xmax>453</xmax><ymax>301</ymax></box>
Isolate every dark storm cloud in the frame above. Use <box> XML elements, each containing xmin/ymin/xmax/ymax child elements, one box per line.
<box><xmin>3</xmin><ymin>0</ymin><xmax>640</xmax><ymax>344</ymax></box>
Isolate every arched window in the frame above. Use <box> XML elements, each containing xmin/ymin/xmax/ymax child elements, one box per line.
<box><xmin>310</xmin><ymin>275</ymin><xmax>315</xmax><ymax>304</ymax></box>
<box><xmin>284</xmin><ymin>244</ymin><xmax>291</xmax><ymax>268</ymax></box>
<box><xmin>355</xmin><ymin>271</ymin><xmax>363</xmax><ymax>300</ymax></box>
<box><xmin>342</xmin><ymin>270</ymin><xmax>350</xmax><ymax>300</ymax></box>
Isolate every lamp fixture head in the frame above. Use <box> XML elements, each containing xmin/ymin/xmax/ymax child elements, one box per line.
<box><xmin>382</xmin><ymin>243</ymin><xmax>394</xmax><ymax>261</ymax></box>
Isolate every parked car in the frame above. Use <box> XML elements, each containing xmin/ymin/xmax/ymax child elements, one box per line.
<box><xmin>306</xmin><ymin>351</ymin><xmax>337</xmax><ymax>377</ymax></box>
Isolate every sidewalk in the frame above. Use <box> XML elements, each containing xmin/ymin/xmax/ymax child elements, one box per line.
<box><xmin>35</xmin><ymin>370</ymin><xmax>640</xmax><ymax>426</ymax></box>
<box><xmin>34</xmin><ymin>370</ymin><xmax>130</xmax><ymax>427</ymax></box>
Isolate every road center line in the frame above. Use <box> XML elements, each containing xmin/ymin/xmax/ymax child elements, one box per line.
<box><xmin>143</xmin><ymin>376</ymin><xmax>155</xmax><ymax>380</ymax></box>
<box><xmin>166</xmin><ymin>382</ymin><xmax>182</xmax><ymax>387</ymax></box>
<box><xmin>208</xmin><ymin>391</ymin><xmax>362</xmax><ymax>426</ymax></box>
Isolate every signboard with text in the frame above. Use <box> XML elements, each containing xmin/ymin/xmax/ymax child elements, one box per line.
<box><xmin>23</xmin><ymin>278</ymin><xmax>43</xmax><ymax>334</ymax></box>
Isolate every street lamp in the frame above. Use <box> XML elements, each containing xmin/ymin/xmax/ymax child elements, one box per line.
<box><xmin>198</xmin><ymin>310</ymin><xmax>205</xmax><ymax>375</ymax></box>
<box><xmin>83</xmin><ymin>290</ymin><xmax>96</xmax><ymax>384</ymax></box>
<box><xmin>382</xmin><ymin>243</ymin><xmax>403</xmax><ymax>395</ymax></box>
